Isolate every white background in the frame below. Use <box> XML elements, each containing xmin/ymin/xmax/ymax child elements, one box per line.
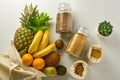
<box><xmin>0</xmin><ymin>0</ymin><xmax>120</xmax><ymax>80</ymax></box>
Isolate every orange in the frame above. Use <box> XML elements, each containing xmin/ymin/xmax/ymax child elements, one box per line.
<box><xmin>22</xmin><ymin>54</ymin><xmax>33</xmax><ymax>66</ymax></box>
<box><xmin>32</xmin><ymin>58</ymin><xmax>45</xmax><ymax>70</ymax></box>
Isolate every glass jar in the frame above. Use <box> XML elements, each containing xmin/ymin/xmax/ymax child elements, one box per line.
<box><xmin>56</xmin><ymin>3</ymin><xmax>72</xmax><ymax>33</ymax></box>
<box><xmin>66</xmin><ymin>27</ymin><xmax>89</xmax><ymax>57</ymax></box>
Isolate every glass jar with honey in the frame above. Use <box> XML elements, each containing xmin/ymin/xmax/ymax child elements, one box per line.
<box><xmin>66</xmin><ymin>27</ymin><xmax>89</xmax><ymax>57</ymax></box>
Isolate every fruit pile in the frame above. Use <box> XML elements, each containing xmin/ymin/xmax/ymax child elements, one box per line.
<box><xmin>14</xmin><ymin>4</ymin><xmax>66</xmax><ymax>77</ymax></box>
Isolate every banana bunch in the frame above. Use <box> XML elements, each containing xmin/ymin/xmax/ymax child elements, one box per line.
<box><xmin>38</xmin><ymin>30</ymin><xmax>50</xmax><ymax>51</ymax></box>
<box><xmin>28</xmin><ymin>30</ymin><xmax>43</xmax><ymax>53</ymax></box>
<box><xmin>33</xmin><ymin>43</ymin><xmax>56</xmax><ymax>58</ymax></box>
<box><xmin>28</xmin><ymin>29</ymin><xmax>56</xmax><ymax>57</ymax></box>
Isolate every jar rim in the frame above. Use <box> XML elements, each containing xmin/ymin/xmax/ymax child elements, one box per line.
<box><xmin>77</xmin><ymin>26</ymin><xmax>89</xmax><ymax>37</ymax></box>
<box><xmin>58</xmin><ymin>3</ymin><xmax>71</xmax><ymax>11</ymax></box>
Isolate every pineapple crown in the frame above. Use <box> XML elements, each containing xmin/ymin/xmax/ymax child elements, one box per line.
<box><xmin>98</xmin><ymin>20</ymin><xmax>113</xmax><ymax>36</ymax></box>
<box><xmin>20</xmin><ymin>4</ymin><xmax>52</xmax><ymax>33</ymax></box>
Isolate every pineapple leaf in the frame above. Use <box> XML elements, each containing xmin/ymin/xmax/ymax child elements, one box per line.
<box><xmin>27</xmin><ymin>25</ymin><xmax>38</xmax><ymax>32</ymax></box>
<box><xmin>24</xmin><ymin>5</ymin><xmax>28</xmax><ymax>15</ymax></box>
<box><xmin>20</xmin><ymin>4</ymin><xmax>52</xmax><ymax>33</ymax></box>
<box><xmin>29</xmin><ymin>4</ymin><xmax>33</xmax><ymax>13</ymax></box>
<box><xmin>38</xmin><ymin>26</ymin><xmax>49</xmax><ymax>30</ymax></box>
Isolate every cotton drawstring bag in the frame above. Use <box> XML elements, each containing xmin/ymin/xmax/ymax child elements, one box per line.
<box><xmin>0</xmin><ymin>41</ymin><xmax>46</xmax><ymax>80</ymax></box>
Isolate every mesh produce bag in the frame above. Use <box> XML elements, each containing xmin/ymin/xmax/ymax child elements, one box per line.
<box><xmin>0</xmin><ymin>41</ymin><xmax>46</xmax><ymax>80</ymax></box>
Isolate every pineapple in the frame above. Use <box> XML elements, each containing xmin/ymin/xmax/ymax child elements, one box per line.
<box><xmin>14</xmin><ymin>27</ymin><xmax>34</xmax><ymax>55</ymax></box>
<box><xmin>14</xmin><ymin>4</ymin><xmax>52</xmax><ymax>56</ymax></box>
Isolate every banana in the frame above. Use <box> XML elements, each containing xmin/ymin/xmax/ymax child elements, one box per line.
<box><xmin>33</xmin><ymin>43</ymin><xmax>56</xmax><ymax>58</ymax></box>
<box><xmin>38</xmin><ymin>29</ymin><xmax>50</xmax><ymax>51</ymax></box>
<box><xmin>28</xmin><ymin>30</ymin><xmax>43</xmax><ymax>54</ymax></box>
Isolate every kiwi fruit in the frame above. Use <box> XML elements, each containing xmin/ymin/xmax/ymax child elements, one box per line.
<box><xmin>56</xmin><ymin>65</ymin><xmax>67</xmax><ymax>76</ymax></box>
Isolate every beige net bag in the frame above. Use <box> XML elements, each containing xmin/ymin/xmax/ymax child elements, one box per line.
<box><xmin>0</xmin><ymin>42</ymin><xmax>46</xmax><ymax>80</ymax></box>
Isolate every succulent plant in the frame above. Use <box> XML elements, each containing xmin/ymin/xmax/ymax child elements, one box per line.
<box><xmin>98</xmin><ymin>20</ymin><xmax>113</xmax><ymax>37</ymax></box>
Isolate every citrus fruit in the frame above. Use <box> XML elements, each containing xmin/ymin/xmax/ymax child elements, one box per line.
<box><xmin>32</xmin><ymin>58</ymin><xmax>45</xmax><ymax>70</ymax></box>
<box><xmin>22</xmin><ymin>53</ymin><xmax>33</xmax><ymax>66</ymax></box>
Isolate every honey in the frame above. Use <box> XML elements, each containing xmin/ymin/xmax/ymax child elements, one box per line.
<box><xmin>66</xmin><ymin>33</ymin><xmax>87</xmax><ymax>57</ymax></box>
<box><xmin>66</xmin><ymin>27</ymin><xmax>89</xmax><ymax>57</ymax></box>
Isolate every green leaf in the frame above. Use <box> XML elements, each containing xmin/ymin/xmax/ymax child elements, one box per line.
<box><xmin>20</xmin><ymin>4</ymin><xmax>52</xmax><ymax>32</ymax></box>
<box><xmin>98</xmin><ymin>20</ymin><xmax>113</xmax><ymax>36</ymax></box>
<box><xmin>27</xmin><ymin>25</ymin><xmax>37</xmax><ymax>32</ymax></box>
<box><xmin>38</xmin><ymin>26</ymin><xmax>49</xmax><ymax>30</ymax></box>
<box><xmin>24</xmin><ymin>5</ymin><xmax>28</xmax><ymax>15</ymax></box>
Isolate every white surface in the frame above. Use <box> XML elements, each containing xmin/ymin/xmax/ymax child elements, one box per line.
<box><xmin>0</xmin><ymin>0</ymin><xmax>120</xmax><ymax>80</ymax></box>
